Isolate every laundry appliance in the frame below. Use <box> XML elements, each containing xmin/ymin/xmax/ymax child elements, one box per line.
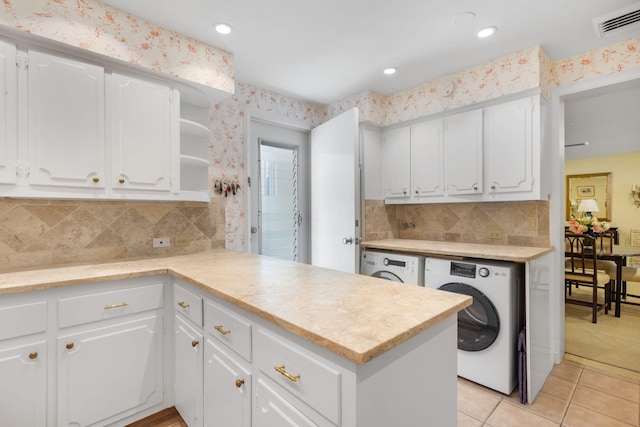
<box><xmin>424</xmin><ymin>257</ymin><xmax>521</xmax><ymax>394</ymax></box>
<box><xmin>360</xmin><ymin>250</ymin><xmax>424</xmax><ymax>285</ymax></box>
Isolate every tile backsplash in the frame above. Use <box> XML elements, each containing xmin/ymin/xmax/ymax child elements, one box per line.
<box><xmin>0</xmin><ymin>197</ymin><xmax>226</xmax><ymax>272</ymax></box>
<box><xmin>364</xmin><ymin>199</ymin><xmax>550</xmax><ymax>247</ymax></box>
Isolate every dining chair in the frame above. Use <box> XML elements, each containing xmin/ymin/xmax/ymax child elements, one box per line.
<box><xmin>565</xmin><ymin>233</ymin><xmax>612</xmax><ymax>323</ymax></box>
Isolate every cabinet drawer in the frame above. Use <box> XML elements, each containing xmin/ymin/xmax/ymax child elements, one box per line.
<box><xmin>204</xmin><ymin>300</ymin><xmax>251</xmax><ymax>362</ymax></box>
<box><xmin>174</xmin><ymin>283</ymin><xmax>203</xmax><ymax>326</ymax></box>
<box><xmin>58</xmin><ymin>283</ymin><xmax>164</xmax><ymax>328</ymax></box>
<box><xmin>0</xmin><ymin>301</ymin><xmax>47</xmax><ymax>341</ymax></box>
<box><xmin>255</xmin><ymin>329</ymin><xmax>341</xmax><ymax>425</ymax></box>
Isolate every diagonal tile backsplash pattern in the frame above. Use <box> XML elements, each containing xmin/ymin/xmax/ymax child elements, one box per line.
<box><xmin>0</xmin><ymin>198</ymin><xmax>226</xmax><ymax>271</ymax></box>
<box><xmin>364</xmin><ymin>199</ymin><xmax>550</xmax><ymax>247</ymax></box>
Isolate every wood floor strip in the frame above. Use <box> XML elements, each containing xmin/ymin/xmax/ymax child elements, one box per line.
<box><xmin>125</xmin><ymin>407</ymin><xmax>187</xmax><ymax>427</ymax></box>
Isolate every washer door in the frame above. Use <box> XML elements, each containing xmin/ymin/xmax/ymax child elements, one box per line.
<box><xmin>371</xmin><ymin>270</ymin><xmax>404</xmax><ymax>283</ymax></box>
<box><xmin>438</xmin><ymin>282</ymin><xmax>500</xmax><ymax>352</ymax></box>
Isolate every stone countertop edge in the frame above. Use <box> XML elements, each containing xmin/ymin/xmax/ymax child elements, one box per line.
<box><xmin>0</xmin><ymin>249</ymin><xmax>471</xmax><ymax>365</ymax></box>
<box><xmin>361</xmin><ymin>239</ymin><xmax>554</xmax><ymax>262</ymax></box>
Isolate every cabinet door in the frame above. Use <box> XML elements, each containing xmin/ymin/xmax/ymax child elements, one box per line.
<box><xmin>0</xmin><ymin>40</ymin><xmax>17</xmax><ymax>185</ymax></box>
<box><xmin>175</xmin><ymin>314</ymin><xmax>204</xmax><ymax>427</ymax></box>
<box><xmin>28</xmin><ymin>50</ymin><xmax>106</xmax><ymax>188</ymax></box>
<box><xmin>203</xmin><ymin>339</ymin><xmax>251</xmax><ymax>427</ymax></box>
<box><xmin>444</xmin><ymin>109</ymin><xmax>483</xmax><ymax>195</ymax></box>
<box><xmin>57</xmin><ymin>315</ymin><xmax>164</xmax><ymax>426</ymax></box>
<box><xmin>411</xmin><ymin>119</ymin><xmax>444</xmax><ymax>198</ymax></box>
<box><xmin>109</xmin><ymin>73</ymin><xmax>173</xmax><ymax>192</ymax></box>
<box><xmin>254</xmin><ymin>377</ymin><xmax>322</xmax><ymax>427</ymax></box>
<box><xmin>484</xmin><ymin>97</ymin><xmax>534</xmax><ymax>194</ymax></box>
<box><xmin>382</xmin><ymin>126</ymin><xmax>410</xmax><ymax>199</ymax></box>
<box><xmin>0</xmin><ymin>340</ymin><xmax>47</xmax><ymax>427</ymax></box>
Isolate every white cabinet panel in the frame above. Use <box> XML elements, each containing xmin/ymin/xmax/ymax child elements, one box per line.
<box><xmin>0</xmin><ymin>340</ymin><xmax>47</xmax><ymax>427</ymax></box>
<box><xmin>28</xmin><ymin>50</ymin><xmax>106</xmax><ymax>188</ymax></box>
<box><xmin>484</xmin><ymin>96</ymin><xmax>537</xmax><ymax>195</ymax></box>
<box><xmin>0</xmin><ymin>40</ymin><xmax>17</xmax><ymax>185</ymax></box>
<box><xmin>57</xmin><ymin>315</ymin><xmax>164</xmax><ymax>426</ymax></box>
<box><xmin>109</xmin><ymin>73</ymin><xmax>172</xmax><ymax>192</ymax></box>
<box><xmin>411</xmin><ymin>119</ymin><xmax>444</xmax><ymax>198</ymax></box>
<box><xmin>254</xmin><ymin>377</ymin><xmax>323</xmax><ymax>427</ymax></box>
<box><xmin>175</xmin><ymin>314</ymin><xmax>204</xmax><ymax>427</ymax></box>
<box><xmin>381</xmin><ymin>126</ymin><xmax>410</xmax><ymax>199</ymax></box>
<box><xmin>444</xmin><ymin>109</ymin><xmax>483</xmax><ymax>195</ymax></box>
<box><xmin>204</xmin><ymin>339</ymin><xmax>251</xmax><ymax>427</ymax></box>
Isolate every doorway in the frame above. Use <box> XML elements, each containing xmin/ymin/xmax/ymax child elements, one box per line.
<box><xmin>561</xmin><ymin>76</ymin><xmax>640</xmax><ymax>373</ymax></box>
<box><xmin>248</xmin><ymin>119</ymin><xmax>310</xmax><ymax>263</ymax></box>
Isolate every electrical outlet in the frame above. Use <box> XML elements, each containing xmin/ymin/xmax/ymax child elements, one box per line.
<box><xmin>153</xmin><ymin>237</ymin><xmax>170</xmax><ymax>248</ymax></box>
<box><xmin>175</xmin><ymin>236</ymin><xmax>191</xmax><ymax>247</ymax></box>
<box><xmin>528</xmin><ymin>217</ymin><xmax>538</xmax><ymax>230</ymax></box>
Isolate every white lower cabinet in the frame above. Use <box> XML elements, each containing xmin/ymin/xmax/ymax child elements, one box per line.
<box><xmin>57</xmin><ymin>315</ymin><xmax>164</xmax><ymax>426</ymax></box>
<box><xmin>254</xmin><ymin>376</ymin><xmax>320</xmax><ymax>427</ymax></box>
<box><xmin>204</xmin><ymin>339</ymin><xmax>252</xmax><ymax>427</ymax></box>
<box><xmin>0</xmin><ymin>340</ymin><xmax>47</xmax><ymax>426</ymax></box>
<box><xmin>175</xmin><ymin>314</ymin><xmax>204</xmax><ymax>427</ymax></box>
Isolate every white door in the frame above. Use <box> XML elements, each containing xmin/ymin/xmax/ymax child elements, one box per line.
<box><xmin>310</xmin><ymin>108</ymin><xmax>360</xmax><ymax>273</ymax></box>
<box><xmin>175</xmin><ymin>315</ymin><xmax>204</xmax><ymax>427</ymax></box>
<box><xmin>108</xmin><ymin>73</ymin><xmax>173</xmax><ymax>192</ymax></box>
<box><xmin>249</xmin><ymin>119</ymin><xmax>309</xmax><ymax>263</ymax></box>
<box><xmin>28</xmin><ymin>50</ymin><xmax>106</xmax><ymax>188</ymax></box>
<box><xmin>0</xmin><ymin>40</ymin><xmax>17</xmax><ymax>185</ymax></box>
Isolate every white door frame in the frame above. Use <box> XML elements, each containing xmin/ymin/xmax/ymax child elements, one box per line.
<box><xmin>550</xmin><ymin>66</ymin><xmax>640</xmax><ymax>363</ymax></box>
<box><xmin>244</xmin><ymin>107</ymin><xmax>312</xmax><ymax>256</ymax></box>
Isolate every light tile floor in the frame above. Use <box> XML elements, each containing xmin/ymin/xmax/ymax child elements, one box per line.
<box><xmin>458</xmin><ymin>356</ymin><xmax>640</xmax><ymax>426</ymax></box>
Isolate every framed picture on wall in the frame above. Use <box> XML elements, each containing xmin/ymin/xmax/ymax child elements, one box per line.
<box><xmin>577</xmin><ymin>185</ymin><xmax>595</xmax><ymax>197</ymax></box>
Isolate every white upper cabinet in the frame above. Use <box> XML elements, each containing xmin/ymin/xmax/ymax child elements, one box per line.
<box><xmin>411</xmin><ymin>119</ymin><xmax>444</xmax><ymax>199</ymax></box>
<box><xmin>381</xmin><ymin>126</ymin><xmax>410</xmax><ymax>200</ymax></box>
<box><xmin>0</xmin><ymin>40</ymin><xmax>17</xmax><ymax>185</ymax></box>
<box><xmin>484</xmin><ymin>95</ymin><xmax>541</xmax><ymax>199</ymax></box>
<box><xmin>444</xmin><ymin>109</ymin><xmax>483</xmax><ymax>196</ymax></box>
<box><xmin>108</xmin><ymin>73</ymin><xmax>173</xmax><ymax>193</ymax></box>
<box><xmin>27</xmin><ymin>50</ymin><xmax>106</xmax><ymax>188</ymax></box>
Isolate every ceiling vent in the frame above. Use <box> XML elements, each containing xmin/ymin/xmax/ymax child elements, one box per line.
<box><xmin>594</xmin><ymin>3</ymin><xmax>640</xmax><ymax>38</ymax></box>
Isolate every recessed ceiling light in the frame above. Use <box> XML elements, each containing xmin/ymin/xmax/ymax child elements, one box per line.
<box><xmin>215</xmin><ymin>23</ymin><xmax>232</xmax><ymax>35</ymax></box>
<box><xmin>383</xmin><ymin>67</ymin><xmax>397</xmax><ymax>75</ymax></box>
<box><xmin>477</xmin><ymin>26</ymin><xmax>497</xmax><ymax>38</ymax></box>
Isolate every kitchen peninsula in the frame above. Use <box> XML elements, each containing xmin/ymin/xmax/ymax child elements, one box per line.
<box><xmin>0</xmin><ymin>249</ymin><xmax>471</xmax><ymax>426</ymax></box>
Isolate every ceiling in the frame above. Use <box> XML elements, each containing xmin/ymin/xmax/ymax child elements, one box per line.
<box><xmin>98</xmin><ymin>0</ymin><xmax>640</xmax><ymax>105</ymax></box>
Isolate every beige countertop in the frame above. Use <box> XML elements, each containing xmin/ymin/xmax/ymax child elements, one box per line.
<box><xmin>361</xmin><ymin>239</ymin><xmax>553</xmax><ymax>262</ymax></box>
<box><xmin>0</xmin><ymin>249</ymin><xmax>471</xmax><ymax>365</ymax></box>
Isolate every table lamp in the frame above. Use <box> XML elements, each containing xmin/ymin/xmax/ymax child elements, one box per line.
<box><xmin>577</xmin><ymin>198</ymin><xmax>600</xmax><ymax>218</ymax></box>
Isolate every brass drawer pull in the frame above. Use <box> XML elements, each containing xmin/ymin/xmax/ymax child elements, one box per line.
<box><xmin>274</xmin><ymin>365</ymin><xmax>300</xmax><ymax>383</ymax></box>
<box><xmin>177</xmin><ymin>301</ymin><xmax>190</xmax><ymax>309</ymax></box>
<box><xmin>66</xmin><ymin>342</ymin><xmax>74</xmax><ymax>350</ymax></box>
<box><xmin>29</xmin><ymin>352</ymin><xmax>38</xmax><ymax>360</ymax></box>
<box><xmin>214</xmin><ymin>325</ymin><xmax>230</xmax><ymax>335</ymax></box>
<box><xmin>191</xmin><ymin>340</ymin><xmax>199</xmax><ymax>347</ymax></box>
<box><xmin>104</xmin><ymin>302</ymin><xmax>129</xmax><ymax>310</ymax></box>
<box><xmin>235</xmin><ymin>379</ymin><xmax>244</xmax><ymax>388</ymax></box>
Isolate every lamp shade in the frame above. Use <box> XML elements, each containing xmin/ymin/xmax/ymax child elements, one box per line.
<box><xmin>577</xmin><ymin>198</ymin><xmax>600</xmax><ymax>213</ymax></box>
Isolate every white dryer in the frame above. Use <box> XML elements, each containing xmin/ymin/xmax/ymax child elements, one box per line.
<box><xmin>361</xmin><ymin>250</ymin><xmax>425</xmax><ymax>285</ymax></box>
<box><xmin>424</xmin><ymin>257</ymin><xmax>521</xmax><ymax>394</ymax></box>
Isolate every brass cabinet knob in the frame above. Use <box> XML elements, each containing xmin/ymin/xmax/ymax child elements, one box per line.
<box><xmin>66</xmin><ymin>342</ymin><xmax>74</xmax><ymax>350</ymax></box>
<box><xmin>29</xmin><ymin>352</ymin><xmax>38</xmax><ymax>360</ymax></box>
<box><xmin>235</xmin><ymin>379</ymin><xmax>244</xmax><ymax>388</ymax></box>
<box><xmin>491</xmin><ymin>185</ymin><xmax>496</xmax><ymax>190</ymax></box>
<box><xmin>92</xmin><ymin>177</ymin><xmax>100</xmax><ymax>183</ymax></box>
<box><xmin>118</xmin><ymin>178</ymin><xmax>125</xmax><ymax>184</ymax></box>
<box><xmin>473</xmin><ymin>186</ymin><xmax>478</xmax><ymax>191</ymax></box>
<box><xmin>415</xmin><ymin>190</ymin><xmax>419</xmax><ymax>194</ymax></box>
<box><xmin>191</xmin><ymin>340</ymin><xmax>199</xmax><ymax>347</ymax></box>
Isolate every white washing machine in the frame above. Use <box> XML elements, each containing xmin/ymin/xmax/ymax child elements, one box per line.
<box><xmin>361</xmin><ymin>250</ymin><xmax>425</xmax><ymax>285</ymax></box>
<box><xmin>424</xmin><ymin>257</ymin><xmax>521</xmax><ymax>394</ymax></box>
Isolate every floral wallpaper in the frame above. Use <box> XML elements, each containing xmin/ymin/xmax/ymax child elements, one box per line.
<box><xmin>2</xmin><ymin>0</ymin><xmax>640</xmax><ymax>255</ymax></box>
<box><xmin>0</xmin><ymin>0</ymin><xmax>234</xmax><ymax>95</ymax></box>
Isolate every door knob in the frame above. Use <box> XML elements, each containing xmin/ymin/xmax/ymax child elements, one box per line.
<box><xmin>343</xmin><ymin>237</ymin><xmax>353</xmax><ymax>245</ymax></box>
<box><xmin>250</xmin><ymin>226</ymin><xmax>258</xmax><ymax>234</ymax></box>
